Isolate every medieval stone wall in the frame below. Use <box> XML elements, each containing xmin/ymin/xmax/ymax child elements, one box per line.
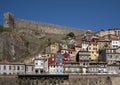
<box><xmin>4</xmin><ymin>12</ymin><xmax>86</xmax><ymax>35</ymax></box>
<box><xmin>14</xmin><ymin>19</ymin><xmax>84</xmax><ymax>35</ymax></box>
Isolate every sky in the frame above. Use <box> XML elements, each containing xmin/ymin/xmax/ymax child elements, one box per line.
<box><xmin>0</xmin><ymin>0</ymin><xmax>120</xmax><ymax>32</ymax></box>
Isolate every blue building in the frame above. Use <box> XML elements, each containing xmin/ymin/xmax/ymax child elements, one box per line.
<box><xmin>55</xmin><ymin>65</ymin><xmax>63</xmax><ymax>74</ymax></box>
<box><xmin>55</xmin><ymin>53</ymin><xmax>63</xmax><ymax>65</ymax></box>
<box><xmin>49</xmin><ymin>65</ymin><xmax>63</xmax><ymax>74</ymax></box>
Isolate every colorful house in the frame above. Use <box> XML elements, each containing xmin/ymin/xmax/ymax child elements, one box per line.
<box><xmin>54</xmin><ymin>53</ymin><xmax>63</xmax><ymax>65</ymax></box>
<box><xmin>106</xmin><ymin>47</ymin><xmax>120</xmax><ymax>65</ymax></box>
<box><xmin>48</xmin><ymin>55</ymin><xmax>55</xmax><ymax>66</ymax></box>
<box><xmin>88</xmin><ymin>62</ymin><xmax>107</xmax><ymax>73</ymax></box>
<box><xmin>49</xmin><ymin>64</ymin><xmax>63</xmax><ymax>74</ymax></box>
<box><xmin>76</xmin><ymin>50</ymin><xmax>90</xmax><ymax>67</ymax></box>
<box><xmin>58</xmin><ymin>49</ymin><xmax>76</xmax><ymax>62</ymax></box>
<box><xmin>63</xmin><ymin>62</ymin><xmax>81</xmax><ymax>73</ymax></box>
<box><xmin>34</xmin><ymin>57</ymin><xmax>45</xmax><ymax>74</ymax></box>
<box><xmin>25</xmin><ymin>64</ymin><xmax>34</xmax><ymax>74</ymax></box>
<box><xmin>62</xmin><ymin>52</ymin><xmax>70</xmax><ymax>63</ymax></box>
<box><xmin>45</xmin><ymin>53</ymin><xmax>55</xmax><ymax>59</ymax></box>
<box><xmin>88</xmin><ymin>42</ymin><xmax>99</xmax><ymax>61</ymax></box>
<box><xmin>45</xmin><ymin>42</ymin><xmax>59</xmax><ymax>53</ymax></box>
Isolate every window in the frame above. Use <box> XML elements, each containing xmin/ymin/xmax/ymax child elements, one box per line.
<box><xmin>4</xmin><ymin>65</ymin><xmax>6</xmax><ymax>70</ymax></box>
<box><xmin>116</xmin><ymin>56</ymin><xmax>118</xmax><ymax>59</ymax></box>
<box><xmin>52</xmin><ymin>58</ymin><xmax>54</xmax><ymax>61</ymax></box>
<box><xmin>93</xmin><ymin>48</ymin><xmax>97</xmax><ymax>50</ymax></box>
<box><xmin>32</xmin><ymin>67</ymin><xmax>34</xmax><ymax>71</ymax></box>
<box><xmin>61</xmin><ymin>50</ymin><xmax>64</xmax><ymax>54</ymax></box>
<box><xmin>21</xmin><ymin>66</ymin><xmax>24</xmax><ymax>70</ymax></box>
<box><xmin>110</xmin><ymin>55</ymin><xmax>112</xmax><ymax>58</ymax></box>
<box><xmin>26</xmin><ymin>67</ymin><xmax>28</xmax><ymax>71</ymax></box>
<box><xmin>9</xmin><ymin>66</ymin><xmax>11</xmax><ymax>70</ymax></box>
<box><xmin>57</xmin><ymin>69</ymin><xmax>58</xmax><ymax>72</ymax></box>
<box><xmin>17</xmin><ymin>66</ymin><xmax>20</xmax><ymax>70</ymax></box>
<box><xmin>83</xmin><ymin>63</ymin><xmax>85</xmax><ymax>65</ymax></box>
<box><xmin>41</xmin><ymin>63</ymin><xmax>43</xmax><ymax>66</ymax></box>
<box><xmin>13</xmin><ymin>66</ymin><xmax>15</xmax><ymax>70</ymax></box>
<box><xmin>68</xmin><ymin>51</ymin><xmax>70</xmax><ymax>54</ymax></box>
<box><xmin>36</xmin><ymin>63</ymin><xmax>38</xmax><ymax>65</ymax></box>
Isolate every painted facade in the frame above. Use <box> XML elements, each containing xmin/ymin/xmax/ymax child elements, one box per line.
<box><xmin>26</xmin><ymin>64</ymin><xmax>34</xmax><ymax>74</ymax></box>
<box><xmin>48</xmin><ymin>55</ymin><xmax>55</xmax><ymax>66</ymax></box>
<box><xmin>78</xmin><ymin>50</ymin><xmax>90</xmax><ymax>67</ymax></box>
<box><xmin>88</xmin><ymin>42</ymin><xmax>99</xmax><ymax>61</ymax></box>
<box><xmin>0</xmin><ymin>63</ymin><xmax>25</xmax><ymax>75</ymax></box>
<box><xmin>62</xmin><ymin>52</ymin><xmax>70</xmax><ymax>63</ymax></box>
<box><xmin>82</xmin><ymin>41</ymin><xmax>89</xmax><ymax>50</ymax></box>
<box><xmin>111</xmin><ymin>40</ymin><xmax>120</xmax><ymax>48</ymax></box>
<box><xmin>49</xmin><ymin>65</ymin><xmax>63</xmax><ymax>74</ymax></box>
<box><xmin>107</xmin><ymin>65</ymin><xmax>120</xmax><ymax>74</ymax></box>
<box><xmin>88</xmin><ymin>62</ymin><xmax>107</xmax><ymax>73</ymax></box>
<box><xmin>96</xmin><ymin>29</ymin><xmax>116</xmax><ymax>37</ymax></box>
<box><xmin>115</xmin><ymin>29</ymin><xmax>120</xmax><ymax>36</ymax></box>
<box><xmin>60</xmin><ymin>49</ymin><xmax>76</xmax><ymax>62</ymax></box>
<box><xmin>106</xmin><ymin>48</ymin><xmax>120</xmax><ymax>65</ymax></box>
<box><xmin>63</xmin><ymin>62</ymin><xmax>81</xmax><ymax>73</ymax></box>
<box><xmin>34</xmin><ymin>57</ymin><xmax>45</xmax><ymax>74</ymax></box>
<box><xmin>55</xmin><ymin>53</ymin><xmax>63</xmax><ymax>65</ymax></box>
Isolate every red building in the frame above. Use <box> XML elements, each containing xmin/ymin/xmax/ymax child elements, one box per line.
<box><xmin>48</xmin><ymin>55</ymin><xmax>55</xmax><ymax>66</ymax></box>
<box><xmin>62</xmin><ymin>52</ymin><xmax>70</xmax><ymax>63</ymax></box>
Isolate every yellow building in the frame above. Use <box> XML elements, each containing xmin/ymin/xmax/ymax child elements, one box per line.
<box><xmin>45</xmin><ymin>53</ymin><xmax>55</xmax><ymax>59</ymax></box>
<box><xmin>88</xmin><ymin>42</ymin><xmax>99</xmax><ymax>61</ymax></box>
<box><xmin>96</xmin><ymin>29</ymin><xmax>116</xmax><ymax>37</ymax></box>
<box><xmin>45</xmin><ymin>42</ymin><xmax>59</xmax><ymax>54</ymax></box>
<box><xmin>50</xmin><ymin>42</ymin><xmax>59</xmax><ymax>53</ymax></box>
<box><xmin>97</xmin><ymin>40</ymin><xmax>111</xmax><ymax>50</ymax></box>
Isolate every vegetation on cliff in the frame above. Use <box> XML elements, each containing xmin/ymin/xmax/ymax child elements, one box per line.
<box><xmin>0</xmin><ymin>25</ymin><xmax>12</xmax><ymax>32</ymax></box>
<box><xmin>0</xmin><ymin>22</ymin><xmax>87</xmax><ymax>63</ymax></box>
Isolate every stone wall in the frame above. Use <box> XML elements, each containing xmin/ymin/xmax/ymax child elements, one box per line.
<box><xmin>0</xmin><ymin>75</ymin><xmax>120</xmax><ymax>85</ymax></box>
<box><xmin>4</xmin><ymin>12</ymin><xmax>86</xmax><ymax>35</ymax></box>
<box><xmin>14</xmin><ymin>19</ymin><xmax>85</xmax><ymax>35</ymax></box>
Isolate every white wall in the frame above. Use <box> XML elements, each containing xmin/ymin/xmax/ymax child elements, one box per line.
<box><xmin>112</xmin><ymin>40</ymin><xmax>120</xmax><ymax>48</ymax></box>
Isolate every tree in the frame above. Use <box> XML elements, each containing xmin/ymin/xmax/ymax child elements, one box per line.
<box><xmin>66</xmin><ymin>32</ymin><xmax>75</xmax><ymax>39</ymax></box>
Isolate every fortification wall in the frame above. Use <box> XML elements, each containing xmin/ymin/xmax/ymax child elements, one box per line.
<box><xmin>4</xmin><ymin>12</ymin><xmax>86</xmax><ymax>35</ymax></box>
<box><xmin>14</xmin><ymin>19</ymin><xmax>84</xmax><ymax>35</ymax></box>
<box><xmin>1</xmin><ymin>75</ymin><xmax>120</xmax><ymax>85</ymax></box>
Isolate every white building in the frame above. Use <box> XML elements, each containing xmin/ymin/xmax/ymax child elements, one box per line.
<box><xmin>25</xmin><ymin>64</ymin><xmax>34</xmax><ymax>74</ymax></box>
<box><xmin>0</xmin><ymin>63</ymin><xmax>25</xmax><ymax>75</ymax></box>
<box><xmin>115</xmin><ymin>29</ymin><xmax>120</xmax><ymax>36</ymax></box>
<box><xmin>82</xmin><ymin>42</ymin><xmax>89</xmax><ymax>50</ymax></box>
<box><xmin>34</xmin><ymin>57</ymin><xmax>45</xmax><ymax>74</ymax></box>
<box><xmin>111</xmin><ymin>40</ymin><xmax>120</xmax><ymax>48</ymax></box>
<box><xmin>49</xmin><ymin>65</ymin><xmax>63</xmax><ymax>74</ymax></box>
<box><xmin>49</xmin><ymin>65</ymin><xmax>56</xmax><ymax>74</ymax></box>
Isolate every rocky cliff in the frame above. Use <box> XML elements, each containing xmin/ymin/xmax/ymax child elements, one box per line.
<box><xmin>0</xmin><ymin>30</ymin><xmax>47</xmax><ymax>62</ymax></box>
<box><xmin>0</xmin><ymin>23</ymin><xmax>86</xmax><ymax>62</ymax></box>
<box><xmin>0</xmin><ymin>12</ymin><xmax>88</xmax><ymax>62</ymax></box>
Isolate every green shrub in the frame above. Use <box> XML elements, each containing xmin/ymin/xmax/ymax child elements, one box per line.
<box><xmin>0</xmin><ymin>25</ymin><xmax>12</xmax><ymax>32</ymax></box>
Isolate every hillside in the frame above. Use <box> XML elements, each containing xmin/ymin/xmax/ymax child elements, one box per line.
<box><xmin>0</xmin><ymin>23</ymin><xmax>88</xmax><ymax>62</ymax></box>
